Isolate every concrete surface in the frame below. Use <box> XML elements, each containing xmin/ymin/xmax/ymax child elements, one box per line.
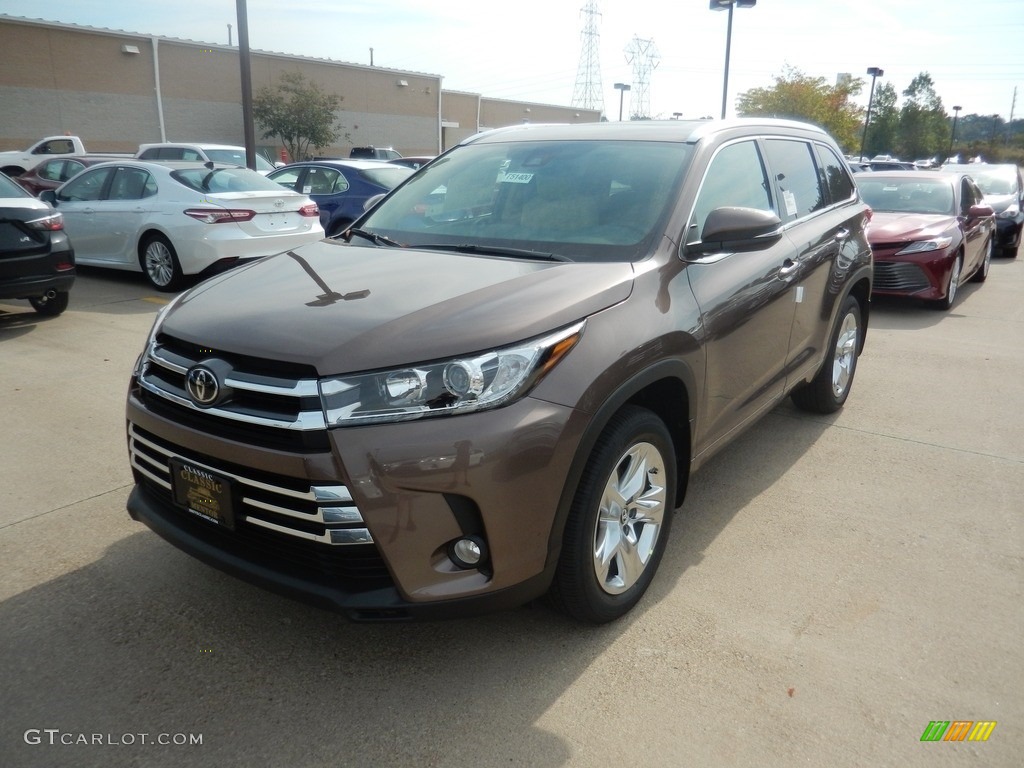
<box><xmin>0</xmin><ymin>259</ymin><xmax>1021</xmax><ymax>768</ymax></box>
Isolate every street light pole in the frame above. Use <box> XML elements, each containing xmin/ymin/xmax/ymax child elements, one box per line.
<box><xmin>710</xmin><ymin>0</ymin><xmax>756</xmax><ymax>120</ymax></box>
<box><xmin>948</xmin><ymin>105</ymin><xmax>962</xmax><ymax>159</ymax></box>
<box><xmin>858</xmin><ymin>66</ymin><xmax>884</xmax><ymax>161</ymax></box>
<box><xmin>614</xmin><ymin>82</ymin><xmax>631</xmax><ymax>121</ymax></box>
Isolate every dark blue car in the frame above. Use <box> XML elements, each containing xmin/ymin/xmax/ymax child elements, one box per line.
<box><xmin>268</xmin><ymin>160</ymin><xmax>413</xmax><ymax>237</ymax></box>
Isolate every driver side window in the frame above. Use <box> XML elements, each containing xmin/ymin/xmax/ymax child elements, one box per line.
<box><xmin>689</xmin><ymin>141</ymin><xmax>772</xmax><ymax>243</ymax></box>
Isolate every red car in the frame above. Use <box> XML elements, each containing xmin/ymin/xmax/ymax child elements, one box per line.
<box><xmin>15</xmin><ymin>155</ymin><xmax>127</xmax><ymax>196</ymax></box>
<box><xmin>859</xmin><ymin>171</ymin><xmax>996</xmax><ymax>310</ymax></box>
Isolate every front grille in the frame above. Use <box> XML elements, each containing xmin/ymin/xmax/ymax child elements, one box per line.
<box><xmin>136</xmin><ymin>333</ymin><xmax>329</xmax><ymax>452</ymax></box>
<box><xmin>873</xmin><ymin>260</ymin><xmax>931</xmax><ymax>292</ymax></box>
<box><xmin>128</xmin><ymin>424</ymin><xmax>393</xmax><ymax>587</ymax></box>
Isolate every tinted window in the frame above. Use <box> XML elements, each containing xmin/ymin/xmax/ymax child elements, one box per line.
<box><xmin>689</xmin><ymin>140</ymin><xmax>772</xmax><ymax>240</ymax></box>
<box><xmin>59</xmin><ymin>167</ymin><xmax>115</xmax><ymax>202</ymax></box>
<box><xmin>764</xmin><ymin>139</ymin><xmax>826</xmax><ymax>223</ymax></box>
<box><xmin>109</xmin><ymin>167</ymin><xmax>155</xmax><ymax>200</ymax></box>
<box><xmin>814</xmin><ymin>144</ymin><xmax>856</xmax><ymax>205</ymax></box>
<box><xmin>304</xmin><ymin>167</ymin><xmax>345</xmax><ymax>195</ymax></box>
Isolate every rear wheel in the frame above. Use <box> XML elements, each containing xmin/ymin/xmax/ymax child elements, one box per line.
<box><xmin>791</xmin><ymin>294</ymin><xmax>861</xmax><ymax>414</ymax></box>
<box><xmin>140</xmin><ymin>234</ymin><xmax>183</xmax><ymax>292</ymax></box>
<box><xmin>549</xmin><ymin>406</ymin><xmax>676</xmax><ymax>624</ymax></box>
<box><xmin>29</xmin><ymin>290</ymin><xmax>69</xmax><ymax>316</ymax></box>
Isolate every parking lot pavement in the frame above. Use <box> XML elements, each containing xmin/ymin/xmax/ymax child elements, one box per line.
<box><xmin>1</xmin><ymin>260</ymin><xmax>1021</xmax><ymax>767</ymax></box>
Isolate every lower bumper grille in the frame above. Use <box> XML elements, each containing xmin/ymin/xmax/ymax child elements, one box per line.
<box><xmin>127</xmin><ymin>423</ymin><xmax>393</xmax><ymax>588</ymax></box>
<box><xmin>873</xmin><ymin>261</ymin><xmax>931</xmax><ymax>293</ymax></box>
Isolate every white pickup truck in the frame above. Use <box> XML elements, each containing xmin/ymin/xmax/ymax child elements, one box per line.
<box><xmin>0</xmin><ymin>136</ymin><xmax>123</xmax><ymax>176</ymax></box>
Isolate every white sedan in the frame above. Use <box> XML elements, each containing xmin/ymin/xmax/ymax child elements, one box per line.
<box><xmin>43</xmin><ymin>160</ymin><xmax>324</xmax><ymax>290</ymax></box>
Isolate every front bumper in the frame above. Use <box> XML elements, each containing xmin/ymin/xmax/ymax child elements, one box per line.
<box><xmin>125</xmin><ymin>387</ymin><xmax>586</xmax><ymax>621</ymax></box>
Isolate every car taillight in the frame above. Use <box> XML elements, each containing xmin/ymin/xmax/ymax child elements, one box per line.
<box><xmin>26</xmin><ymin>212</ymin><xmax>63</xmax><ymax>231</ymax></box>
<box><xmin>299</xmin><ymin>203</ymin><xmax>319</xmax><ymax>217</ymax></box>
<box><xmin>183</xmin><ymin>208</ymin><xmax>256</xmax><ymax>224</ymax></box>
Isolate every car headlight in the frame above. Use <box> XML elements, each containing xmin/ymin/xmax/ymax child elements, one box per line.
<box><xmin>320</xmin><ymin>321</ymin><xmax>585</xmax><ymax>426</ymax></box>
<box><xmin>896</xmin><ymin>236</ymin><xmax>953</xmax><ymax>255</ymax></box>
<box><xmin>998</xmin><ymin>203</ymin><xmax>1020</xmax><ymax>218</ymax></box>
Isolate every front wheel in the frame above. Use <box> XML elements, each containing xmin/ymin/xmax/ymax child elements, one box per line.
<box><xmin>931</xmin><ymin>254</ymin><xmax>962</xmax><ymax>311</ymax></box>
<box><xmin>971</xmin><ymin>237</ymin><xmax>992</xmax><ymax>283</ymax></box>
<box><xmin>140</xmin><ymin>234</ymin><xmax>183</xmax><ymax>292</ymax></box>
<box><xmin>791</xmin><ymin>294</ymin><xmax>862</xmax><ymax>414</ymax></box>
<box><xmin>549</xmin><ymin>406</ymin><xmax>676</xmax><ymax>623</ymax></box>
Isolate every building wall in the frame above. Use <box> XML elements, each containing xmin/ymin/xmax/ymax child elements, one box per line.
<box><xmin>0</xmin><ymin>16</ymin><xmax>600</xmax><ymax>160</ymax></box>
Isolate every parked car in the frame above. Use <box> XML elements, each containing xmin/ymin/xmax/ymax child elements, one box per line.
<box><xmin>125</xmin><ymin>119</ymin><xmax>872</xmax><ymax>623</ymax></box>
<box><xmin>388</xmin><ymin>156</ymin><xmax>436</xmax><ymax>170</ymax></box>
<box><xmin>349</xmin><ymin>146</ymin><xmax>402</xmax><ymax>161</ymax></box>
<box><xmin>858</xmin><ymin>171</ymin><xmax>995</xmax><ymax>309</ymax></box>
<box><xmin>942</xmin><ymin>163</ymin><xmax>1023</xmax><ymax>257</ymax></box>
<box><xmin>869</xmin><ymin>160</ymin><xmax>917</xmax><ymax>171</ymax></box>
<box><xmin>847</xmin><ymin>160</ymin><xmax>872</xmax><ymax>173</ymax></box>
<box><xmin>42</xmin><ymin>160</ymin><xmax>322</xmax><ymax>291</ymax></box>
<box><xmin>136</xmin><ymin>143</ymin><xmax>278</xmax><ymax>175</ymax></box>
<box><xmin>15</xmin><ymin>155</ymin><xmax>128</xmax><ymax>196</ymax></box>
<box><xmin>0</xmin><ymin>171</ymin><xmax>75</xmax><ymax>315</ymax></box>
<box><xmin>267</xmin><ymin>160</ymin><xmax>413</xmax><ymax>237</ymax></box>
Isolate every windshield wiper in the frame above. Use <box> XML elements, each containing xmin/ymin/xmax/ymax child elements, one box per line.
<box><xmin>347</xmin><ymin>228</ymin><xmax>404</xmax><ymax>247</ymax></box>
<box><xmin>418</xmin><ymin>243</ymin><xmax>572</xmax><ymax>262</ymax></box>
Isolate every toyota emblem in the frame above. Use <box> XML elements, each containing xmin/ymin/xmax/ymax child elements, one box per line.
<box><xmin>186</xmin><ymin>366</ymin><xmax>219</xmax><ymax>406</ymax></box>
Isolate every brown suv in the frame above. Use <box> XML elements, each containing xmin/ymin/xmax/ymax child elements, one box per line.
<box><xmin>126</xmin><ymin>119</ymin><xmax>872</xmax><ymax>623</ymax></box>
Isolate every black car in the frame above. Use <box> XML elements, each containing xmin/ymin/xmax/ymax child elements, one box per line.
<box><xmin>942</xmin><ymin>163</ymin><xmax>1023</xmax><ymax>257</ymax></box>
<box><xmin>0</xmin><ymin>171</ymin><xmax>75</xmax><ymax>315</ymax></box>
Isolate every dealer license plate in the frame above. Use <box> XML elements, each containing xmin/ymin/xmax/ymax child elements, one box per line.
<box><xmin>170</xmin><ymin>458</ymin><xmax>235</xmax><ymax>530</ymax></box>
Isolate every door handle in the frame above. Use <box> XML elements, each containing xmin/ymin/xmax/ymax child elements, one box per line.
<box><xmin>779</xmin><ymin>259</ymin><xmax>799</xmax><ymax>279</ymax></box>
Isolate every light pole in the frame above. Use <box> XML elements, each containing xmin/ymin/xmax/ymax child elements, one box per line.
<box><xmin>710</xmin><ymin>0</ymin><xmax>756</xmax><ymax>120</ymax></box>
<box><xmin>858</xmin><ymin>66</ymin><xmax>884</xmax><ymax>161</ymax></box>
<box><xmin>948</xmin><ymin>105</ymin><xmax>962</xmax><ymax>159</ymax></box>
<box><xmin>614</xmin><ymin>82</ymin><xmax>631</xmax><ymax>121</ymax></box>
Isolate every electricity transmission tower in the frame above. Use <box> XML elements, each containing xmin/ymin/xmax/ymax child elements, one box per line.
<box><xmin>571</xmin><ymin>1</ymin><xmax>605</xmax><ymax>113</ymax></box>
<box><xmin>624</xmin><ymin>36</ymin><xmax>660</xmax><ymax>119</ymax></box>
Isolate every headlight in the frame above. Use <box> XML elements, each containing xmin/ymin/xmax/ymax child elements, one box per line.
<box><xmin>320</xmin><ymin>321</ymin><xmax>585</xmax><ymax>426</ymax></box>
<box><xmin>896</xmin><ymin>236</ymin><xmax>953</xmax><ymax>255</ymax></box>
<box><xmin>998</xmin><ymin>203</ymin><xmax>1020</xmax><ymax>218</ymax></box>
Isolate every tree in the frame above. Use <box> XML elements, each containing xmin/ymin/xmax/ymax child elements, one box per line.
<box><xmin>736</xmin><ymin>66</ymin><xmax>864</xmax><ymax>151</ymax></box>
<box><xmin>253</xmin><ymin>71</ymin><xmax>345</xmax><ymax>162</ymax></box>
<box><xmin>896</xmin><ymin>73</ymin><xmax>947</xmax><ymax>160</ymax></box>
<box><xmin>863</xmin><ymin>82</ymin><xmax>898</xmax><ymax>158</ymax></box>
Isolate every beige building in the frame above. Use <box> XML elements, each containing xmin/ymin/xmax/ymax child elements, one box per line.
<box><xmin>0</xmin><ymin>15</ymin><xmax>601</xmax><ymax>160</ymax></box>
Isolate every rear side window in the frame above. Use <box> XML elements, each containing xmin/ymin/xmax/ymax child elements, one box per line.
<box><xmin>109</xmin><ymin>167</ymin><xmax>156</xmax><ymax>200</ymax></box>
<box><xmin>304</xmin><ymin>167</ymin><xmax>345</xmax><ymax>195</ymax></box>
<box><xmin>763</xmin><ymin>139</ymin><xmax>825</xmax><ymax>223</ymax></box>
<box><xmin>37</xmin><ymin>160</ymin><xmax>66</xmax><ymax>182</ymax></box>
<box><xmin>814</xmin><ymin>144</ymin><xmax>855</xmax><ymax>205</ymax></box>
<box><xmin>689</xmin><ymin>140</ymin><xmax>773</xmax><ymax>240</ymax></box>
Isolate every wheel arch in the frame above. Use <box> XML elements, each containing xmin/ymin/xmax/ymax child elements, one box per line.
<box><xmin>543</xmin><ymin>359</ymin><xmax>695</xmax><ymax>575</ymax></box>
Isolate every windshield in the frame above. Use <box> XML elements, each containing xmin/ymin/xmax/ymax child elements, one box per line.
<box><xmin>970</xmin><ymin>170</ymin><xmax>1017</xmax><ymax>196</ymax></box>
<box><xmin>361</xmin><ymin>166</ymin><xmax>414</xmax><ymax>189</ymax></box>
<box><xmin>172</xmin><ymin>167</ymin><xmax>295</xmax><ymax>194</ymax></box>
<box><xmin>359</xmin><ymin>139</ymin><xmax>692</xmax><ymax>262</ymax></box>
<box><xmin>858</xmin><ymin>178</ymin><xmax>955</xmax><ymax>215</ymax></box>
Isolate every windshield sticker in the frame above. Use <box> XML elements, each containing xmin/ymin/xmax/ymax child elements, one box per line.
<box><xmin>500</xmin><ymin>172</ymin><xmax>534</xmax><ymax>184</ymax></box>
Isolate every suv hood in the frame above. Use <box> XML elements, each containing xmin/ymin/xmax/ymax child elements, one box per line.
<box><xmin>162</xmin><ymin>240</ymin><xmax>635</xmax><ymax>374</ymax></box>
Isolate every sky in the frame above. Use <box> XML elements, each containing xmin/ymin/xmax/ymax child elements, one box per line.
<box><xmin>2</xmin><ymin>0</ymin><xmax>1023</xmax><ymax>121</ymax></box>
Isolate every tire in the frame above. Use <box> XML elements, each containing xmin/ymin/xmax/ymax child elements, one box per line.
<box><xmin>1005</xmin><ymin>227</ymin><xmax>1021</xmax><ymax>258</ymax></box>
<box><xmin>971</xmin><ymin>237</ymin><xmax>992</xmax><ymax>283</ymax></box>
<box><xmin>29</xmin><ymin>290</ymin><xmax>69</xmax><ymax>316</ymax></box>
<box><xmin>931</xmin><ymin>254</ymin><xmax>962</xmax><ymax>311</ymax></box>
<box><xmin>549</xmin><ymin>405</ymin><xmax>676</xmax><ymax>623</ymax></box>
<box><xmin>791</xmin><ymin>294</ymin><xmax>861</xmax><ymax>414</ymax></box>
<box><xmin>140</xmin><ymin>234</ymin><xmax>183</xmax><ymax>292</ymax></box>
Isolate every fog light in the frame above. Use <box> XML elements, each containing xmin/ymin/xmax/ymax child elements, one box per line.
<box><xmin>450</xmin><ymin>536</ymin><xmax>488</xmax><ymax>569</ymax></box>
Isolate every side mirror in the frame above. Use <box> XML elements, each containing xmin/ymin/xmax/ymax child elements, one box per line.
<box><xmin>967</xmin><ymin>203</ymin><xmax>994</xmax><ymax>219</ymax></box>
<box><xmin>363</xmin><ymin>193</ymin><xmax>386</xmax><ymax>211</ymax></box>
<box><xmin>40</xmin><ymin>190</ymin><xmax>58</xmax><ymax>205</ymax></box>
<box><xmin>687</xmin><ymin>206</ymin><xmax>783</xmax><ymax>256</ymax></box>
